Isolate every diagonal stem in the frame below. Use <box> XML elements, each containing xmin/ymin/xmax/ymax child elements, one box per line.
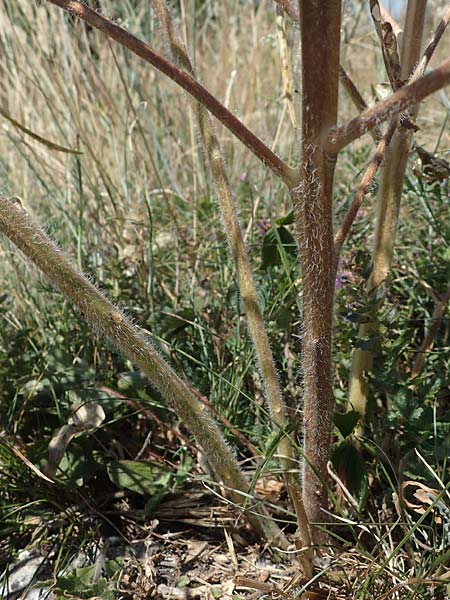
<box><xmin>149</xmin><ymin>0</ymin><xmax>312</xmax><ymax>574</ymax></box>
<box><xmin>326</xmin><ymin>57</ymin><xmax>450</xmax><ymax>153</ymax></box>
<box><xmin>333</xmin><ymin>119</ymin><xmax>398</xmax><ymax>260</ymax></box>
<box><xmin>45</xmin><ymin>0</ymin><xmax>296</xmax><ymax>185</ymax></box>
<box><xmin>339</xmin><ymin>66</ymin><xmax>383</xmax><ymax>143</ymax></box>
<box><xmin>0</xmin><ymin>195</ymin><xmax>288</xmax><ymax>549</ymax></box>
<box><xmin>410</xmin><ymin>5</ymin><xmax>450</xmax><ymax>82</ymax></box>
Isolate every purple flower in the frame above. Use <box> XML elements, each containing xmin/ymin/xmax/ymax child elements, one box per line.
<box><xmin>335</xmin><ymin>270</ymin><xmax>354</xmax><ymax>289</ymax></box>
<box><xmin>255</xmin><ymin>218</ymin><xmax>271</xmax><ymax>237</ymax></box>
<box><xmin>180</xmin><ymin>225</ymin><xmax>189</xmax><ymax>241</ymax></box>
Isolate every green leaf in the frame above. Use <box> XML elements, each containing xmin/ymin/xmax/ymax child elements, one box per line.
<box><xmin>117</xmin><ymin>370</ymin><xmax>149</xmax><ymax>391</ymax></box>
<box><xmin>177</xmin><ymin>575</ymin><xmax>190</xmax><ymax>587</ymax></box>
<box><xmin>107</xmin><ymin>460</ymin><xmax>172</xmax><ymax>495</ymax></box>
<box><xmin>103</xmin><ymin>557</ymin><xmax>125</xmax><ymax>578</ymax></box>
<box><xmin>261</xmin><ymin>226</ymin><xmax>296</xmax><ymax>268</ymax></box>
<box><xmin>56</xmin><ymin>445</ymin><xmax>100</xmax><ymax>486</ymax></box>
<box><xmin>332</xmin><ymin>441</ymin><xmax>368</xmax><ymax>502</ymax></box>
<box><xmin>160</xmin><ymin>308</ymin><xmax>196</xmax><ymax>337</ymax></box>
<box><xmin>53</xmin><ymin>566</ymin><xmax>116</xmax><ymax>600</ymax></box>
<box><xmin>353</xmin><ymin>336</ymin><xmax>378</xmax><ymax>351</ymax></box>
<box><xmin>275</xmin><ymin>210</ymin><xmax>294</xmax><ymax>225</ymax></box>
<box><xmin>334</xmin><ymin>410</ymin><xmax>360</xmax><ymax>438</ymax></box>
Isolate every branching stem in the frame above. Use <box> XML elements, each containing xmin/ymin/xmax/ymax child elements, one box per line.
<box><xmin>326</xmin><ymin>57</ymin><xmax>450</xmax><ymax>153</ymax></box>
<box><xmin>334</xmin><ymin>119</ymin><xmax>398</xmax><ymax>260</ymax></box>
<box><xmin>150</xmin><ymin>0</ymin><xmax>312</xmax><ymax>574</ymax></box>
<box><xmin>45</xmin><ymin>0</ymin><xmax>296</xmax><ymax>185</ymax></box>
<box><xmin>0</xmin><ymin>196</ymin><xmax>288</xmax><ymax>549</ymax></box>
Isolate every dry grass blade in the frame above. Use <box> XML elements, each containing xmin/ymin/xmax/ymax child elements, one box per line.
<box><xmin>0</xmin><ymin>438</ymin><xmax>54</xmax><ymax>483</ymax></box>
<box><xmin>276</xmin><ymin>6</ymin><xmax>297</xmax><ymax>128</ymax></box>
<box><xmin>0</xmin><ymin>107</ymin><xmax>83</xmax><ymax>154</ymax></box>
<box><xmin>44</xmin><ymin>0</ymin><xmax>295</xmax><ymax>184</ymax></box>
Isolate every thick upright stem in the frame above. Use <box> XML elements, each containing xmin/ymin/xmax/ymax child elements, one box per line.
<box><xmin>150</xmin><ymin>0</ymin><xmax>312</xmax><ymax>572</ymax></box>
<box><xmin>292</xmin><ymin>0</ymin><xmax>342</xmax><ymax>539</ymax></box>
<box><xmin>0</xmin><ymin>196</ymin><xmax>288</xmax><ymax>549</ymax></box>
<box><xmin>348</xmin><ymin>0</ymin><xmax>427</xmax><ymax>418</ymax></box>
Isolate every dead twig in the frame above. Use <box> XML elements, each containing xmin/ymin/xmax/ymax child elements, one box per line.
<box><xmin>410</xmin><ymin>5</ymin><xmax>450</xmax><ymax>82</ymax></box>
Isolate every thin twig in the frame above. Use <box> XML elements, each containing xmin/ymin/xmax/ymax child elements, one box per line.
<box><xmin>273</xmin><ymin>0</ymin><xmax>299</xmax><ymax>22</ymax></box>
<box><xmin>149</xmin><ymin>0</ymin><xmax>312</xmax><ymax>573</ymax></box>
<box><xmin>45</xmin><ymin>0</ymin><xmax>295</xmax><ymax>185</ymax></box>
<box><xmin>339</xmin><ymin>66</ymin><xmax>383</xmax><ymax>142</ymax></box>
<box><xmin>333</xmin><ymin>119</ymin><xmax>398</xmax><ymax>259</ymax></box>
<box><xmin>410</xmin><ymin>5</ymin><xmax>450</xmax><ymax>82</ymax></box>
<box><xmin>411</xmin><ymin>286</ymin><xmax>450</xmax><ymax>378</ymax></box>
<box><xmin>326</xmin><ymin>57</ymin><xmax>450</xmax><ymax>153</ymax></box>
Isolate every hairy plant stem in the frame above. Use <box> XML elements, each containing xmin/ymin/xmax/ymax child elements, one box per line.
<box><xmin>149</xmin><ymin>0</ymin><xmax>312</xmax><ymax>573</ymax></box>
<box><xmin>326</xmin><ymin>56</ymin><xmax>450</xmax><ymax>153</ymax></box>
<box><xmin>338</xmin><ymin>66</ymin><xmax>383</xmax><ymax>144</ymax></box>
<box><xmin>348</xmin><ymin>0</ymin><xmax>428</xmax><ymax>418</ymax></box>
<box><xmin>45</xmin><ymin>0</ymin><xmax>295</xmax><ymax>185</ymax></box>
<box><xmin>334</xmin><ymin>119</ymin><xmax>398</xmax><ymax>261</ymax></box>
<box><xmin>0</xmin><ymin>196</ymin><xmax>288</xmax><ymax>549</ymax></box>
<box><xmin>291</xmin><ymin>0</ymin><xmax>342</xmax><ymax>540</ymax></box>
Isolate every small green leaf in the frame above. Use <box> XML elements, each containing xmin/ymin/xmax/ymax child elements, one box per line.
<box><xmin>261</xmin><ymin>226</ymin><xmax>296</xmax><ymax>268</ymax></box>
<box><xmin>107</xmin><ymin>460</ymin><xmax>172</xmax><ymax>495</ymax></box>
<box><xmin>334</xmin><ymin>410</ymin><xmax>360</xmax><ymax>438</ymax></box>
<box><xmin>275</xmin><ymin>210</ymin><xmax>294</xmax><ymax>225</ymax></box>
<box><xmin>118</xmin><ymin>371</ymin><xmax>149</xmax><ymax>391</ymax></box>
<box><xmin>332</xmin><ymin>441</ymin><xmax>368</xmax><ymax>501</ymax></box>
<box><xmin>161</xmin><ymin>308</ymin><xmax>196</xmax><ymax>337</ymax></box>
<box><xmin>177</xmin><ymin>575</ymin><xmax>190</xmax><ymax>587</ymax></box>
<box><xmin>353</xmin><ymin>336</ymin><xmax>378</xmax><ymax>351</ymax></box>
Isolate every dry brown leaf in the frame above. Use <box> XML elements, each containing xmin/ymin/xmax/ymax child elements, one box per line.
<box><xmin>44</xmin><ymin>403</ymin><xmax>105</xmax><ymax>478</ymax></box>
<box><xmin>370</xmin><ymin>1</ymin><xmax>403</xmax><ymax>90</ymax></box>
